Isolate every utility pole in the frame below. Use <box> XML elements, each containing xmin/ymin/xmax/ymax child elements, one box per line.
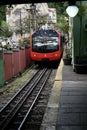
<box><xmin>20</xmin><ymin>11</ymin><xmax>23</xmax><ymax>37</ymax></box>
<box><xmin>28</xmin><ymin>12</ymin><xmax>31</xmax><ymax>33</ymax></box>
<box><xmin>32</xmin><ymin>4</ymin><xmax>37</xmax><ymax>31</ymax></box>
<box><xmin>26</xmin><ymin>7</ymin><xmax>31</xmax><ymax>34</ymax></box>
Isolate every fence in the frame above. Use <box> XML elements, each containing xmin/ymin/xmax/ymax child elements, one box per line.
<box><xmin>0</xmin><ymin>47</ymin><xmax>32</xmax><ymax>87</ymax></box>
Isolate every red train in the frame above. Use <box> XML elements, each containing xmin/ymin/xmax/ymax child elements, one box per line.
<box><xmin>30</xmin><ymin>29</ymin><xmax>64</xmax><ymax>63</ymax></box>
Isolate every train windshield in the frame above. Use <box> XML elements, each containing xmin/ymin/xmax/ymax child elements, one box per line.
<box><xmin>32</xmin><ymin>29</ymin><xmax>59</xmax><ymax>53</ymax></box>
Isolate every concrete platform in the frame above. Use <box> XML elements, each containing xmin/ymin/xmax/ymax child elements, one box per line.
<box><xmin>40</xmin><ymin>59</ymin><xmax>87</xmax><ymax>130</ymax></box>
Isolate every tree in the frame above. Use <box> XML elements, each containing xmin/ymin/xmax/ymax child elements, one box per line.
<box><xmin>0</xmin><ymin>21</ymin><xmax>13</xmax><ymax>38</ymax></box>
<box><xmin>0</xmin><ymin>6</ymin><xmax>13</xmax><ymax>38</ymax></box>
<box><xmin>0</xmin><ymin>5</ymin><xmax>6</xmax><ymax>26</ymax></box>
<box><xmin>48</xmin><ymin>2</ymin><xmax>69</xmax><ymax>33</ymax></box>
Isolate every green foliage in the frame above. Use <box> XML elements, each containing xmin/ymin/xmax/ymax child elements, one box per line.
<box><xmin>0</xmin><ymin>5</ymin><xmax>6</xmax><ymax>26</ymax></box>
<box><xmin>48</xmin><ymin>2</ymin><xmax>69</xmax><ymax>33</ymax></box>
<box><xmin>63</xmin><ymin>48</ymin><xmax>71</xmax><ymax>59</ymax></box>
<box><xmin>54</xmin><ymin>16</ymin><xmax>69</xmax><ymax>33</ymax></box>
<box><xmin>19</xmin><ymin>37</ymin><xmax>30</xmax><ymax>47</ymax></box>
<box><xmin>0</xmin><ymin>6</ymin><xmax>13</xmax><ymax>38</ymax></box>
<box><xmin>48</xmin><ymin>2</ymin><xmax>68</xmax><ymax>19</ymax></box>
<box><xmin>15</xmin><ymin>28</ymin><xmax>22</xmax><ymax>35</ymax></box>
<box><xmin>0</xmin><ymin>21</ymin><xmax>13</xmax><ymax>37</ymax></box>
<box><xmin>78</xmin><ymin>5</ymin><xmax>87</xmax><ymax>16</ymax></box>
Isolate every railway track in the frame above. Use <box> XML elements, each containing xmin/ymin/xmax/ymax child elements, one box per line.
<box><xmin>0</xmin><ymin>64</ymin><xmax>38</xmax><ymax>110</ymax></box>
<box><xmin>0</xmin><ymin>67</ymin><xmax>52</xmax><ymax>130</ymax></box>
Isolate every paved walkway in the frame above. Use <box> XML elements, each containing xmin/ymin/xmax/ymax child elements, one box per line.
<box><xmin>56</xmin><ymin>61</ymin><xmax>87</xmax><ymax>130</ymax></box>
<box><xmin>40</xmin><ymin>59</ymin><xmax>87</xmax><ymax>130</ymax></box>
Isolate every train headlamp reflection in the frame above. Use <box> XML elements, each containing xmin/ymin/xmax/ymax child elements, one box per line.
<box><xmin>52</xmin><ymin>54</ymin><xmax>58</xmax><ymax>57</ymax></box>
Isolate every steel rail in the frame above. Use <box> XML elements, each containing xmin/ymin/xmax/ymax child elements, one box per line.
<box><xmin>0</xmin><ymin>68</ymin><xmax>47</xmax><ymax>130</ymax></box>
<box><xmin>0</xmin><ymin>65</ymin><xmax>39</xmax><ymax>113</ymax></box>
<box><xmin>18</xmin><ymin>69</ymin><xmax>52</xmax><ymax>130</ymax></box>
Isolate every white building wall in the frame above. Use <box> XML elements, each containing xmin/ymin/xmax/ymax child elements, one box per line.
<box><xmin>36</xmin><ymin>3</ymin><xmax>49</xmax><ymax>16</ymax></box>
<box><xmin>6</xmin><ymin>3</ymin><xmax>57</xmax><ymax>41</ymax></box>
<box><xmin>6</xmin><ymin>3</ymin><xmax>49</xmax><ymax>27</ymax></box>
<box><xmin>48</xmin><ymin>8</ymin><xmax>57</xmax><ymax>24</ymax></box>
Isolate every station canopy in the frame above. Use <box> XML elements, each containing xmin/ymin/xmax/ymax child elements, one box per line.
<box><xmin>0</xmin><ymin>0</ymin><xmax>75</xmax><ymax>5</ymax></box>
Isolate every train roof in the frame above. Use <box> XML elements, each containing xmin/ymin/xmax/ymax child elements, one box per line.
<box><xmin>32</xmin><ymin>29</ymin><xmax>61</xmax><ymax>37</ymax></box>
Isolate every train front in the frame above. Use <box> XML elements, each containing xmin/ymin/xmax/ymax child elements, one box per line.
<box><xmin>30</xmin><ymin>29</ymin><xmax>61</xmax><ymax>62</ymax></box>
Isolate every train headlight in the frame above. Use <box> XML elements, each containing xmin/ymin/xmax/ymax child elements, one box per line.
<box><xmin>55</xmin><ymin>54</ymin><xmax>58</xmax><ymax>56</ymax></box>
<box><xmin>34</xmin><ymin>54</ymin><xmax>39</xmax><ymax>57</ymax></box>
